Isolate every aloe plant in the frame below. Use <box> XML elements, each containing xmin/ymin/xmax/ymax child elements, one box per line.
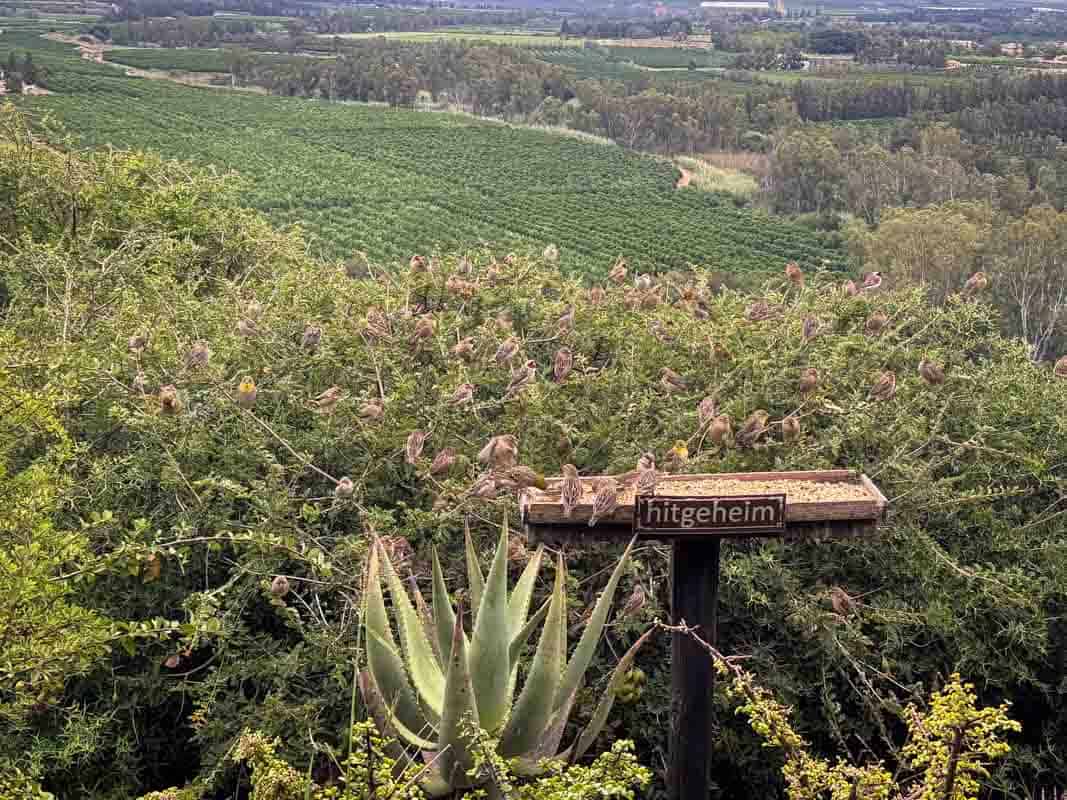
<box><xmin>360</xmin><ymin>521</ymin><xmax>650</xmax><ymax>796</ymax></box>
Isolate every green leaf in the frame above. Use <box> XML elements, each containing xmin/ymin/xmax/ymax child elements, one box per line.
<box><xmin>554</xmin><ymin>536</ymin><xmax>635</xmax><ymax>711</ymax></box>
<box><xmin>468</xmin><ymin>521</ymin><xmax>511</xmax><ymax>733</ymax></box>
<box><xmin>499</xmin><ymin>553</ymin><xmax>566</xmax><ymax>758</ymax></box>
<box><xmin>358</xmin><ymin>668</ymin><xmax>438</xmax><ymax>752</ymax></box>
<box><xmin>465</xmin><ymin>523</ymin><xmax>484</xmax><ymax>613</ymax></box>
<box><xmin>507</xmin><ymin>545</ymin><xmax>543</xmax><ymax>638</ymax></box>
<box><xmin>431</xmin><ymin>546</ymin><xmax>461</xmax><ymax>664</ymax></box>
<box><xmin>439</xmin><ymin>605</ymin><xmax>479</xmax><ymax>790</ymax></box>
<box><xmin>375</xmin><ymin>538</ymin><xmax>445</xmax><ymax>717</ymax></box>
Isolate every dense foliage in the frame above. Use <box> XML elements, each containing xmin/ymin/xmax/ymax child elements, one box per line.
<box><xmin>2</xmin><ymin>108</ymin><xmax>1067</xmax><ymax>799</ymax></box>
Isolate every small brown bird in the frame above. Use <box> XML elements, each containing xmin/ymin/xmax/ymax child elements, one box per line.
<box><xmin>478</xmin><ymin>434</ymin><xmax>519</xmax><ymax>470</ymax></box>
<box><xmin>747</xmin><ymin>301</ymin><xmax>778</xmax><ymax>322</ymax></box>
<box><xmin>736</xmin><ymin>410</ymin><xmax>770</xmax><ymax>448</ymax></box>
<box><xmin>311</xmin><ymin>386</ymin><xmax>343</xmax><ymax>415</ymax></box>
<box><xmin>494</xmin><ymin>336</ymin><xmax>520</xmax><ymax>365</ymax></box>
<box><xmin>495</xmin><ymin>310</ymin><xmax>514</xmax><ymax>332</ymax></box>
<box><xmin>709</xmin><ymin>414</ymin><xmax>732</xmax><ymax>445</ymax></box>
<box><xmin>586</xmin><ymin>286</ymin><xmax>606</xmax><ymax>306</ymax></box>
<box><xmin>829</xmin><ymin>586</ymin><xmax>856</xmax><ymax>616</ymax></box>
<box><xmin>553</xmin><ymin>347</ymin><xmax>573</xmax><ymax>383</ymax></box>
<box><xmin>919</xmin><ymin>360</ymin><xmax>945</xmax><ymax>386</ymax></box>
<box><xmin>843</xmin><ymin>280</ymin><xmax>859</xmax><ymax>296</ymax></box>
<box><xmin>862</xmin><ymin>271</ymin><xmax>883</xmax><ymax>291</ymax></box>
<box><xmin>359</xmin><ymin>399</ymin><xmax>384</xmax><ymax>421</ymax></box>
<box><xmin>186</xmin><ymin>340</ymin><xmax>211</xmax><ymax>369</ymax></box>
<box><xmin>1055</xmin><ymin>355</ymin><xmax>1067</xmax><ymax>380</ymax></box>
<box><xmin>405</xmin><ymin>430</ymin><xmax>428</xmax><ymax>465</ymax></box>
<box><xmin>660</xmin><ymin>367</ymin><xmax>688</xmax><ymax>394</ymax></box>
<box><xmin>870</xmin><ymin>371</ymin><xmax>897</xmax><ymax>401</ymax></box>
<box><xmin>785</xmin><ymin>262</ymin><xmax>804</xmax><ymax>288</ymax></box>
<box><xmin>128</xmin><ymin>333</ymin><xmax>148</xmax><ymax>354</ymax></box>
<box><xmin>609</xmin><ymin>258</ymin><xmax>628</xmax><ymax>285</ymax></box>
<box><xmin>270</xmin><ymin>575</ymin><xmax>291</xmax><ymax>598</ymax></box>
<box><xmin>132</xmin><ymin>370</ymin><xmax>147</xmax><ymax>393</ymax></box>
<box><xmin>335</xmin><ymin>477</ymin><xmax>355</xmax><ymax>498</ymax></box>
<box><xmin>802</xmin><ymin>317</ymin><xmax>820</xmax><ymax>340</ymax></box>
<box><xmin>712</xmin><ymin>342</ymin><xmax>732</xmax><ymax>363</ymax></box>
<box><xmin>635</xmin><ymin>274</ymin><xmax>653</xmax><ymax>291</ymax></box>
<box><xmin>429</xmin><ymin>448</ymin><xmax>457</xmax><ymax>475</ymax></box>
<box><xmin>698</xmin><ymin>396</ymin><xmax>718</xmax><ymax>428</ymax></box>
<box><xmin>636</xmin><ymin>452</ymin><xmax>658</xmax><ymax>496</ymax></box>
<box><xmin>692</xmin><ymin>304</ymin><xmax>710</xmax><ymax>321</ymax></box>
<box><xmin>457</xmin><ymin>256</ymin><xmax>474</xmax><ymax>275</ymax></box>
<box><xmin>799</xmin><ymin>367</ymin><xmax>820</xmax><ymax>395</ymax></box>
<box><xmin>451</xmin><ymin>336</ymin><xmax>476</xmax><ymax>361</ymax></box>
<box><xmin>560</xmin><ymin>464</ymin><xmax>583</xmax><ymax>519</ymax></box>
<box><xmin>237</xmin><ymin>318</ymin><xmax>258</xmax><ymax>337</ymax></box>
<box><xmin>245</xmin><ymin>299</ymin><xmax>263</xmax><ymax>319</ymax></box>
<box><xmin>412</xmin><ymin>316</ymin><xmax>435</xmax><ymax>347</ymax></box>
<box><xmin>650</xmin><ymin>320</ymin><xmax>675</xmax><ymax>343</ymax></box>
<box><xmin>557</xmin><ymin>305</ymin><xmax>575</xmax><ymax>333</ymax></box>
<box><xmin>236</xmin><ymin>376</ymin><xmax>258</xmax><ymax>409</ymax></box>
<box><xmin>587</xmin><ymin>478</ymin><xmax>619</xmax><ymax>527</ymax></box>
<box><xmin>301</xmin><ymin>324</ymin><xmax>322</xmax><ymax>351</ymax></box>
<box><xmin>505</xmin><ymin>359</ymin><xmax>538</xmax><ymax>399</ymax></box>
<box><xmin>962</xmin><ymin>271</ymin><xmax>988</xmax><ymax>295</ymax></box>
<box><xmin>782</xmin><ymin>415</ymin><xmax>801</xmax><ymax>443</ymax></box>
<box><xmin>639</xmin><ymin>288</ymin><xmax>662</xmax><ymax>310</ymax></box>
<box><xmin>866</xmin><ymin>313</ymin><xmax>888</xmax><ymax>336</ymax></box>
<box><xmin>364</xmin><ymin>307</ymin><xmax>391</xmax><ymax>341</ymax></box>
<box><xmin>159</xmin><ymin>384</ymin><xmax>182</xmax><ymax>415</ymax></box>
<box><xmin>448</xmin><ymin>382</ymin><xmax>475</xmax><ymax>406</ymax></box>
<box><xmin>409</xmin><ymin>254</ymin><xmax>429</xmax><ymax>273</ymax></box>
<box><xmin>506</xmin><ymin>465</ymin><xmax>547</xmax><ymax>490</ymax></box>
<box><xmin>619</xmin><ymin>584</ymin><xmax>647</xmax><ymax>619</ymax></box>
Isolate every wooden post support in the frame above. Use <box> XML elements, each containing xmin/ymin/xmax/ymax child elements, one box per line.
<box><xmin>668</xmin><ymin>538</ymin><xmax>720</xmax><ymax>800</ymax></box>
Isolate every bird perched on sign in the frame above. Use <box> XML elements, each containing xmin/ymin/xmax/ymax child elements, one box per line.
<box><xmin>799</xmin><ymin>367</ymin><xmax>820</xmax><ymax>395</ymax></box>
<box><xmin>736</xmin><ymin>410</ymin><xmax>770</xmax><ymax>448</ymax></box>
<box><xmin>549</xmin><ymin>349</ymin><xmax>571</xmax><ymax>384</ymax></box>
<box><xmin>479</xmin><ymin>435</ymin><xmax>518</xmax><ymax>471</ymax></box>
<box><xmin>665</xmin><ymin>440</ymin><xmax>689</xmax><ymax>471</ymax></box>
<box><xmin>311</xmin><ymin>386</ymin><xmax>343</xmax><ymax>415</ymax></box>
<box><xmin>636</xmin><ymin>452</ymin><xmax>658</xmax><ymax>496</ymax></box>
<box><xmin>405</xmin><ymin>430</ymin><xmax>428</xmax><ymax>465</ymax></box>
<box><xmin>236</xmin><ymin>376</ymin><xmax>257</xmax><ymax>409</ymax></box>
<box><xmin>870</xmin><ymin>371</ymin><xmax>897</xmax><ymax>401</ymax></box>
<box><xmin>448</xmin><ymin>382</ymin><xmax>475</xmax><ymax>406</ymax></box>
<box><xmin>609</xmin><ymin>258</ymin><xmax>628</xmax><ymax>285</ymax></box>
<box><xmin>301</xmin><ymin>324</ymin><xmax>322</xmax><ymax>351</ymax></box>
<box><xmin>1055</xmin><ymin>355</ymin><xmax>1067</xmax><ymax>380</ymax></box>
<box><xmin>505</xmin><ymin>359</ymin><xmax>538</xmax><ymax>400</ymax></box>
<box><xmin>862</xmin><ymin>271</ymin><xmax>883</xmax><ymax>291</ymax></box>
<box><xmin>587</xmin><ymin>478</ymin><xmax>619</xmax><ymax>527</ymax></box>
<box><xmin>962</xmin><ymin>271</ymin><xmax>988</xmax><ymax>295</ymax></box>
<box><xmin>560</xmin><ymin>463</ymin><xmax>582</xmax><ymax>519</ymax></box>
<box><xmin>494</xmin><ymin>336</ymin><xmax>520</xmax><ymax>365</ymax></box>
<box><xmin>785</xmin><ymin>261</ymin><xmax>804</xmax><ymax>288</ymax></box>
<box><xmin>660</xmin><ymin>367</ymin><xmax>688</xmax><ymax>395</ymax></box>
<box><xmin>709</xmin><ymin>414</ymin><xmax>732</xmax><ymax>445</ymax></box>
<box><xmin>919</xmin><ymin>360</ymin><xmax>945</xmax><ymax>386</ymax></box>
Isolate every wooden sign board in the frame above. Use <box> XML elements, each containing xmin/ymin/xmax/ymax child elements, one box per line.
<box><xmin>636</xmin><ymin>494</ymin><xmax>786</xmax><ymax>536</ymax></box>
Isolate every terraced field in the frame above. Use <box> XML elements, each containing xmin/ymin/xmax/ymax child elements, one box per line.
<box><xmin>1</xmin><ymin>28</ymin><xmax>846</xmax><ymax>279</ymax></box>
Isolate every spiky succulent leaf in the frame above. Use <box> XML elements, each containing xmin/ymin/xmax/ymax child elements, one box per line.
<box><xmin>409</xmin><ymin>574</ymin><xmax>442</xmax><ymax>666</ymax></box>
<box><xmin>553</xmin><ymin>536</ymin><xmax>635</xmax><ymax>711</ymax></box>
<box><xmin>431</xmin><ymin>546</ymin><xmax>461</xmax><ymax>662</ymax></box>
<box><xmin>358</xmin><ymin>660</ymin><xmax>437</xmax><ymax>751</ymax></box>
<box><xmin>364</xmin><ymin>546</ymin><xmax>428</xmax><ymax>734</ymax></box>
<box><xmin>439</xmin><ymin>606</ymin><xmax>479</xmax><ymax>789</ymax></box>
<box><xmin>566</xmin><ymin>627</ymin><xmax>655</xmax><ymax>762</ymax></box>
<box><xmin>507</xmin><ymin>545</ymin><xmax>543</xmax><ymax>637</ymax></box>
<box><xmin>376</xmin><ymin>538</ymin><xmax>445</xmax><ymax>716</ymax></box>
<box><xmin>468</xmin><ymin>522</ymin><xmax>511</xmax><ymax>733</ymax></box>
<box><xmin>509</xmin><ymin>597</ymin><xmax>550</xmax><ymax>667</ymax></box>
<box><xmin>465</xmin><ymin>524</ymin><xmax>485</xmax><ymax>612</ymax></box>
<box><xmin>498</xmin><ymin>553</ymin><xmax>567</xmax><ymax>757</ymax></box>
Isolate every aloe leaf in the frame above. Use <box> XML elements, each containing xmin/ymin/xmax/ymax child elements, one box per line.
<box><xmin>468</xmin><ymin>521</ymin><xmax>511</xmax><ymax>733</ymax></box>
<box><xmin>566</xmin><ymin>627</ymin><xmax>655</xmax><ymax>762</ymax></box>
<box><xmin>498</xmin><ymin>553</ymin><xmax>566</xmax><ymax>757</ymax></box>
<box><xmin>439</xmin><ymin>605</ymin><xmax>479</xmax><ymax>790</ymax></box>
<box><xmin>410</xmin><ymin>574</ymin><xmax>442</xmax><ymax>667</ymax></box>
<box><xmin>507</xmin><ymin>545</ymin><xmax>543</xmax><ymax>638</ymax></box>
<box><xmin>358</xmin><ymin>668</ymin><xmax>438</xmax><ymax>752</ymax></box>
<box><xmin>509</xmin><ymin>598</ymin><xmax>550</xmax><ymax>666</ymax></box>
<box><xmin>364</xmin><ymin>548</ymin><xmax>427</xmax><ymax>734</ymax></box>
<box><xmin>553</xmin><ymin>536</ymin><xmax>635</xmax><ymax>711</ymax></box>
<box><xmin>527</xmin><ymin>688</ymin><xmax>578</xmax><ymax>766</ymax></box>
<box><xmin>431</xmin><ymin>546</ymin><xmax>461</xmax><ymax>662</ymax></box>
<box><xmin>464</xmin><ymin>522</ymin><xmax>485</xmax><ymax>613</ymax></box>
<box><xmin>376</xmin><ymin>538</ymin><xmax>446</xmax><ymax>716</ymax></box>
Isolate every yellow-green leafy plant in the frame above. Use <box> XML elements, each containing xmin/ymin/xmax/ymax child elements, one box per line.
<box><xmin>361</xmin><ymin>523</ymin><xmax>650</xmax><ymax>796</ymax></box>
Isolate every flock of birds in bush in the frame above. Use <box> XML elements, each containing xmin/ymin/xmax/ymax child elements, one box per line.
<box><xmin>126</xmin><ymin>249</ymin><xmax>1067</xmax><ymax>539</ymax></box>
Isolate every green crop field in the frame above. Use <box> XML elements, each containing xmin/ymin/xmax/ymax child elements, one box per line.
<box><xmin>1</xmin><ymin>29</ymin><xmax>845</xmax><ymax>279</ymax></box>
<box><xmin>323</xmin><ymin>30</ymin><xmax>581</xmax><ymax>46</ymax></box>
<box><xmin>604</xmin><ymin>46</ymin><xmax>736</xmax><ymax>69</ymax></box>
<box><xmin>104</xmin><ymin>47</ymin><xmax>321</xmax><ymax>73</ymax></box>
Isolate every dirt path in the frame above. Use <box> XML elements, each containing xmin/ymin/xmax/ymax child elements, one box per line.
<box><xmin>676</xmin><ymin>165</ymin><xmax>692</xmax><ymax>189</ymax></box>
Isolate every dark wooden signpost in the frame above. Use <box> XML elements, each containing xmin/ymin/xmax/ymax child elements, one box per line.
<box><xmin>521</xmin><ymin>470</ymin><xmax>888</xmax><ymax>800</ymax></box>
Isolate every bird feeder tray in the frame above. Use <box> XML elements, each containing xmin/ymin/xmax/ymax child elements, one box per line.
<box><xmin>520</xmin><ymin>469</ymin><xmax>887</xmax><ymax>543</ymax></box>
